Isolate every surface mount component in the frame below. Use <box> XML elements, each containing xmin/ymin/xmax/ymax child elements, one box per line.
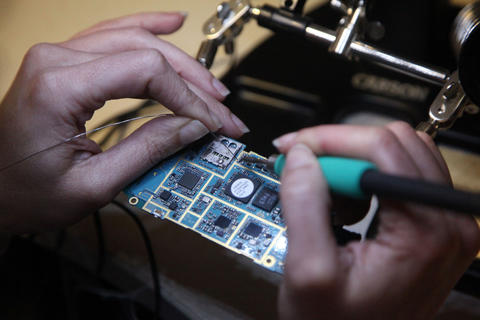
<box><xmin>200</xmin><ymin>137</ymin><xmax>242</xmax><ymax>169</ymax></box>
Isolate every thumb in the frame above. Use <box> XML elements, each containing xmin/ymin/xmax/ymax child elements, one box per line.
<box><xmin>73</xmin><ymin>115</ymin><xmax>209</xmax><ymax>201</ymax></box>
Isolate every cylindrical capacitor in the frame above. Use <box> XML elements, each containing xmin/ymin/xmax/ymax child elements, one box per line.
<box><xmin>452</xmin><ymin>1</ymin><xmax>480</xmax><ymax>106</ymax></box>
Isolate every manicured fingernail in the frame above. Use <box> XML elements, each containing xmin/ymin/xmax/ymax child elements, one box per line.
<box><xmin>179</xmin><ymin>120</ymin><xmax>209</xmax><ymax>144</ymax></box>
<box><xmin>212</xmin><ymin>78</ymin><xmax>231</xmax><ymax>97</ymax></box>
<box><xmin>272</xmin><ymin>132</ymin><xmax>298</xmax><ymax>149</ymax></box>
<box><xmin>231</xmin><ymin>114</ymin><xmax>250</xmax><ymax>134</ymax></box>
<box><xmin>178</xmin><ymin>11</ymin><xmax>189</xmax><ymax>18</ymax></box>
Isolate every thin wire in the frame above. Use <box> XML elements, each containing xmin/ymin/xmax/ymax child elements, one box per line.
<box><xmin>0</xmin><ymin>114</ymin><xmax>166</xmax><ymax>173</ymax></box>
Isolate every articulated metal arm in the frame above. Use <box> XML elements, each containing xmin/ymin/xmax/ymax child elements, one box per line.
<box><xmin>196</xmin><ymin>0</ymin><xmax>478</xmax><ymax>137</ymax></box>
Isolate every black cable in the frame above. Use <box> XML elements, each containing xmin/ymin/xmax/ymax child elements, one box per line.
<box><xmin>111</xmin><ymin>199</ymin><xmax>162</xmax><ymax>320</ymax></box>
<box><xmin>92</xmin><ymin>211</ymin><xmax>106</xmax><ymax>275</ymax></box>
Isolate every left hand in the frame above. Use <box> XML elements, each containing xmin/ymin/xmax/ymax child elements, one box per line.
<box><xmin>0</xmin><ymin>12</ymin><xmax>248</xmax><ymax>233</ymax></box>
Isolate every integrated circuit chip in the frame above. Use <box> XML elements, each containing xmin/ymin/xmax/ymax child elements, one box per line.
<box><xmin>159</xmin><ymin>190</ymin><xmax>171</xmax><ymax>201</ymax></box>
<box><xmin>225</xmin><ymin>174</ymin><xmax>260</xmax><ymax>203</ymax></box>
<box><xmin>169</xmin><ymin>202</ymin><xmax>178</xmax><ymax>210</ymax></box>
<box><xmin>178</xmin><ymin>171</ymin><xmax>201</xmax><ymax>190</ymax></box>
<box><xmin>244</xmin><ymin>222</ymin><xmax>263</xmax><ymax>238</ymax></box>
<box><xmin>252</xmin><ymin>187</ymin><xmax>278</xmax><ymax>212</ymax></box>
<box><xmin>214</xmin><ymin>215</ymin><xmax>232</xmax><ymax>229</ymax></box>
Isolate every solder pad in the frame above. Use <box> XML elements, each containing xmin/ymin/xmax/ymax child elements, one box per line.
<box><xmin>124</xmin><ymin>134</ymin><xmax>286</xmax><ymax>273</ymax></box>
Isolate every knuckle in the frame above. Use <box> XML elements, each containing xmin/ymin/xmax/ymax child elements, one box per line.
<box><xmin>140</xmin><ymin>49</ymin><xmax>168</xmax><ymax>72</ymax></box>
<box><xmin>388</xmin><ymin>121</ymin><xmax>413</xmax><ymax>135</ymax></box>
<box><xmin>140</xmin><ymin>50</ymin><xmax>175</xmax><ymax>89</ymax></box>
<box><xmin>24</xmin><ymin>43</ymin><xmax>55</xmax><ymax>64</ymax></box>
<box><xmin>372</xmin><ymin>127</ymin><xmax>398</xmax><ymax>152</ymax></box>
<box><xmin>126</xmin><ymin>26</ymin><xmax>151</xmax><ymax>39</ymax></box>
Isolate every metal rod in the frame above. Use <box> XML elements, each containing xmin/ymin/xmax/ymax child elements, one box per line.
<box><xmin>251</xmin><ymin>6</ymin><xmax>449</xmax><ymax>86</ymax></box>
<box><xmin>305</xmin><ymin>23</ymin><xmax>449</xmax><ymax>85</ymax></box>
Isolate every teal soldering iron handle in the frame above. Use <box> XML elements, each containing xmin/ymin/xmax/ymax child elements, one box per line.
<box><xmin>273</xmin><ymin>155</ymin><xmax>377</xmax><ymax>198</ymax></box>
<box><xmin>272</xmin><ymin>154</ymin><xmax>480</xmax><ymax>215</ymax></box>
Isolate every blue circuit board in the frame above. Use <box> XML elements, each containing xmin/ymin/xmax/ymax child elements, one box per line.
<box><xmin>124</xmin><ymin>135</ymin><xmax>287</xmax><ymax>273</ymax></box>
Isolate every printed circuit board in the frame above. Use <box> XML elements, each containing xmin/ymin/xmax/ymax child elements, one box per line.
<box><xmin>124</xmin><ymin>135</ymin><xmax>288</xmax><ymax>273</ymax></box>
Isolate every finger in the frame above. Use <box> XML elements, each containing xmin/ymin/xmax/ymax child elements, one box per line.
<box><xmin>21</xmin><ymin>43</ymin><xmax>104</xmax><ymax>77</ymax></box>
<box><xmin>60</xmin><ymin>27</ymin><xmax>230</xmax><ymax>100</ymax></box>
<box><xmin>273</xmin><ymin>125</ymin><xmax>420</xmax><ymax>177</ymax></box>
<box><xmin>185</xmin><ymin>80</ymin><xmax>249</xmax><ymax>138</ymax></box>
<box><xmin>53</xmin><ymin>49</ymin><xmax>223</xmax><ymax>132</ymax></box>
<box><xmin>281</xmin><ymin>144</ymin><xmax>339</xmax><ymax>288</ymax></box>
<box><xmin>71</xmin><ymin>116</ymin><xmax>209</xmax><ymax>201</ymax></box>
<box><xmin>71</xmin><ymin>12</ymin><xmax>187</xmax><ymax>39</ymax></box>
<box><xmin>416</xmin><ymin>131</ymin><xmax>452</xmax><ymax>183</ymax></box>
<box><xmin>386</xmin><ymin>122</ymin><xmax>449</xmax><ymax>183</ymax></box>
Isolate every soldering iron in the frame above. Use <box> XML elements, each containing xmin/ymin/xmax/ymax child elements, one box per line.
<box><xmin>242</xmin><ymin>154</ymin><xmax>480</xmax><ymax>216</ymax></box>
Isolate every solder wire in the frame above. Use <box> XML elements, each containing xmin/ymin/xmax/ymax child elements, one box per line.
<box><xmin>0</xmin><ymin>114</ymin><xmax>167</xmax><ymax>173</ymax></box>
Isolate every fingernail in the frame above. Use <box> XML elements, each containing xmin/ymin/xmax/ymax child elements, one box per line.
<box><xmin>231</xmin><ymin>114</ymin><xmax>250</xmax><ymax>134</ymax></box>
<box><xmin>286</xmin><ymin>144</ymin><xmax>314</xmax><ymax>170</ymax></box>
<box><xmin>272</xmin><ymin>132</ymin><xmax>298</xmax><ymax>149</ymax></box>
<box><xmin>178</xmin><ymin>11</ymin><xmax>189</xmax><ymax>18</ymax></box>
<box><xmin>179</xmin><ymin>120</ymin><xmax>209</xmax><ymax>145</ymax></box>
<box><xmin>212</xmin><ymin>78</ymin><xmax>231</xmax><ymax>97</ymax></box>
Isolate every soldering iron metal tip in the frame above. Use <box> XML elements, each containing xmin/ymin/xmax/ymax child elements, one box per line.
<box><xmin>241</xmin><ymin>154</ymin><xmax>268</xmax><ymax>164</ymax></box>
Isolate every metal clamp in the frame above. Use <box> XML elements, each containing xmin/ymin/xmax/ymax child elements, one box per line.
<box><xmin>196</xmin><ymin>0</ymin><xmax>252</xmax><ymax>68</ymax></box>
<box><xmin>416</xmin><ymin>71</ymin><xmax>468</xmax><ymax>136</ymax></box>
<box><xmin>328</xmin><ymin>0</ymin><xmax>366</xmax><ymax>57</ymax></box>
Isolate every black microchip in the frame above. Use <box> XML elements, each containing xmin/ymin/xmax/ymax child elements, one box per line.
<box><xmin>169</xmin><ymin>202</ymin><xmax>178</xmax><ymax>210</ymax></box>
<box><xmin>178</xmin><ymin>171</ymin><xmax>201</xmax><ymax>190</ymax></box>
<box><xmin>236</xmin><ymin>243</ymin><xmax>243</xmax><ymax>249</ymax></box>
<box><xmin>216</xmin><ymin>230</ymin><xmax>225</xmax><ymax>237</ymax></box>
<box><xmin>224</xmin><ymin>173</ymin><xmax>260</xmax><ymax>203</ymax></box>
<box><xmin>252</xmin><ymin>187</ymin><xmax>278</xmax><ymax>212</ymax></box>
<box><xmin>244</xmin><ymin>222</ymin><xmax>263</xmax><ymax>238</ymax></box>
<box><xmin>214</xmin><ymin>215</ymin><xmax>232</xmax><ymax>229</ymax></box>
<box><xmin>159</xmin><ymin>190</ymin><xmax>171</xmax><ymax>201</ymax></box>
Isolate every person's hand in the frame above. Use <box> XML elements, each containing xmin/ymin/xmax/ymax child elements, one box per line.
<box><xmin>0</xmin><ymin>12</ymin><xmax>249</xmax><ymax>233</ymax></box>
<box><xmin>274</xmin><ymin>122</ymin><xmax>480</xmax><ymax>319</ymax></box>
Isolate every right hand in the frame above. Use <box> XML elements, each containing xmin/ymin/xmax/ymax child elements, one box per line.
<box><xmin>274</xmin><ymin>122</ymin><xmax>480</xmax><ymax>319</ymax></box>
